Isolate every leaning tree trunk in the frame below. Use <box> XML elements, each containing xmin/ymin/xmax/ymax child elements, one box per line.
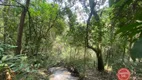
<box><xmin>86</xmin><ymin>19</ymin><xmax>104</xmax><ymax>71</ymax></box>
<box><xmin>87</xmin><ymin>45</ymin><xmax>104</xmax><ymax>71</ymax></box>
<box><xmin>85</xmin><ymin>0</ymin><xmax>104</xmax><ymax>71</ymax></box>
<box><xmin>15</xmin><ymin>0</ymin><xmax>30</xmax><ymax>54</ymax></box>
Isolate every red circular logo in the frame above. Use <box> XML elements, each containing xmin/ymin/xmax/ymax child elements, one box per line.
<box><xmin>117</xmin><ymin>68</ymin><xmax>131</xmax><ymax>80</ymax></box>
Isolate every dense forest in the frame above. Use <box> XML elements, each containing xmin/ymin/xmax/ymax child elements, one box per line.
<box><xmin>0</xmin><ymin>0</ymin><xmax>142</xmax><ymax>80</ymax></box>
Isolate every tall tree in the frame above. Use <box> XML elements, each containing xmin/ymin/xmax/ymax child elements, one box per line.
<box><xmin>85</xmin><ymin>0</ymin><xmax>104</xmax><ymax>71</ymax></box>
<box><xmin>15</xmin><ymin>0</ymin><xmax>30</xmax><ymax>54</ymax></box>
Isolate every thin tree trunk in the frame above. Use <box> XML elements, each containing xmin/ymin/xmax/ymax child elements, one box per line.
<box><xmin>122</xmin><ymin>39</ymin><xmax>127</xmax><ymax>62</ymax></box>
<box><xmin>2</xmin><ymin>0</ymin><xmax>9</xmax><ymax>53</ymax></box>
<box><xmin>15</xmin><ymin>0</ymin><xmax>30</xmax><ymax>54</ymax></box>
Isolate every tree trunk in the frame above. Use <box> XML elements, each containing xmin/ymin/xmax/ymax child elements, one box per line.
<box><xmin>2</xmin><ymin>0</ymin><xmax>9</xmax><ymax>53</ymax></box>
<box><xmin>15</xmin><ymin>0</ymin><xmax>30</xmax><ymax>54</ymax></box>
<box><xmin>87</xmin><ymin>45</ymin><xmax>104</xmax><ymax>71</ymax></box>
<box><xmin>96</xmin><ymin>49</ymin><xmax>104</xmax><ymax>71</ymax></box>
<box><xmin>85</xmin><ymin>0</ymin><xmax>104</xmax><ymax>71</ymax></box>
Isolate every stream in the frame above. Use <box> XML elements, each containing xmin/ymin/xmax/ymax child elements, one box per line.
<box><xmin>48</xmin><ymin>67</ymin><xmax>79</xmax><ymax>80</ymax></box>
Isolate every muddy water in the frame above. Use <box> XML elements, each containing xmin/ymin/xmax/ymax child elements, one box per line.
<box><xmin>49</xmin><ymin>67</ymin><xmax>79</xmax><ymax>80</ymax></box>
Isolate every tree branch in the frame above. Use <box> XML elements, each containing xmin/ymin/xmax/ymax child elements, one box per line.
<box><xmin>46</xmin><ymin>8</ymin><xmax>60</xmax><ymax>34</ymax></box>
<box><xmin>85</xmin><ymin>0</ymin><xmax>100</xmax><ymax>53</ymax></box>
<box><xmin>0</xmin><ymin>4</ymin><xmax>22</xmax><ymax>7</ymax></box>
<box><xmin>14</xmin><ymin>0</ymin><xmax>25</xmax><ymax>8</ymax></box>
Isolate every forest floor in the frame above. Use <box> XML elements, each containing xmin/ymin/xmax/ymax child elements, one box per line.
<box><xmin>36</xmin><ymin>68</ymin><xmax>142</xmax><ymax>80</ymax></box>
<box><xmin>84</xmin><ymin>69</ymin><xmax>116</xmax><ymax>80</ymax></box>
<box><xmin>36</xmin><ymin>68</ymin><xmax>117</xmax><ymax>80</ymax></box>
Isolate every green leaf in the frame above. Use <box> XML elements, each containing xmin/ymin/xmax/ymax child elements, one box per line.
<box><xmin>0</xmin><ymin>48</ymin><xmax>4</xmax><ymax>52</ymax></box>
<box><xmin>116</xmin><ymin>22</ymin><xmax>142</xmax><ymax>37</ymax></box>
<box><xmin>130</xmin><ymin>38</ymin><xmax>142</xmax><ymax>61</ymax></box>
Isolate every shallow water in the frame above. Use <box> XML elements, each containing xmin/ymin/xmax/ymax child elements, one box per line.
<box><xmin>49</xmin><ymin>67</ymin><xmax>79</xmax><ymax>80</ymax></box>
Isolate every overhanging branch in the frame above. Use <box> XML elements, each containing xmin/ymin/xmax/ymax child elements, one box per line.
<box><xmin>0</xmin><ymin>4</ymin><xmax>22</xmax><ymax>7</ymax></box>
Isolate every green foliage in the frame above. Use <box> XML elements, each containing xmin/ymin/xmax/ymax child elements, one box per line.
<box><xmin>30</xmin><ymin>2</ymin><xmax>58</xmax><ymax>19</ymax></box>
<box><xmin>130</xmin><ymin>38</ymin><xmax>142</xmax><ymax>61</ymax></box>
<box><xmin>2</xmin><ymin>54</ymin><xmax>28</xmax><ymax>71</ymax></box>
<box><xmin>1</xmin><ymin>0</ymin><xmax>142</xmax><ymax>79</ymax></box>
<box><xmin>112</xmin><ymin>0</ymin><xmax>142</xmax><ymax>61</ymax></box>
<box><xmin>116</xmin><ymin>22</ymin><xmax>142</xmax><ymax>37</ymax></box>
<box><xmin>0</xmin><ymin>44</ymin><xmax>39</xmax><ymax>79</ymax></box>
<box><xmin>0</xmin><ymin>44</ymin><xmax>16</xmax><ymax>58</ymax></box>
<box><xmin>67</xmin><ymin>25</ymin><xmax>86</xmax><ymax>47</ymax></box>
<box><xmin>113</xmin><ymin>0</ymin><xmax>142</xmax><ymax>38</ymax></box>
<box><xmin>24</xmin><ymin>1</ymin><xmax>66</xmax><ymax>57</ymax></box>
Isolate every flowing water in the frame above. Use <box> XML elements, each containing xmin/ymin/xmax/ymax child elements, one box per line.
<box><xmin>49</xmin><ymin>67</ymin><xmax>79</xmax><ymax>80</ymax></box>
